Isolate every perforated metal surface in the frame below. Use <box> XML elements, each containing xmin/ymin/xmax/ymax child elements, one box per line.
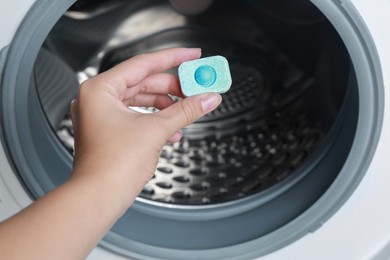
<box><xmin>47</xmin><ymin>2</ymin><xmax>327</xmax><ymax>205</ymax></box>
<box><xmin>56</xmin><ymin>44</ymin><xmax>323</xmax><ymax>205</ymax></box>
<box><xmin>145</xmin><ymin>103</ymin><xmax>321</xmax><ymax>205</ymax></box>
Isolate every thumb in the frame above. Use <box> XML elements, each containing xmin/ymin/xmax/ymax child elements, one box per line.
<box><xmin>158</xmin><ymin>93</ymin><xmax>222</xmax><ymax>133</ymax></box>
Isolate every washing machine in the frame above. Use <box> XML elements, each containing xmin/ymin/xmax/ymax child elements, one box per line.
<box><xmin>1</xmin><ymin>0</ymin><xmax>390</xmax><ymax>259</ymax></box>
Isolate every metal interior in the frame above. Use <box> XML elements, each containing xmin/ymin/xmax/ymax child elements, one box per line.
<box><xmin>35</xmin><ymin>0</ymin><xmax>348</xmax><ymax>206</ymax></box>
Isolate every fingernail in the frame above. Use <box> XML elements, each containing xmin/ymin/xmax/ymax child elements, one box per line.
<box><xmin>191</xmin><ymin>47</ymin><xmax>202</xmax><ymax>53</ymax></box>
<box><xmin>201</xmin><ymin>94</ymin><xmax>222</xmax><ymax>113</ymax></box>
<box><xmin>169</xmin><ymin>131</ymin><xmax>182</xmax><ymax>143</ymax></box>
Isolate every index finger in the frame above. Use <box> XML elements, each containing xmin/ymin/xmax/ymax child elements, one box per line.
<box><xmin>94</xmin><ymin>48</ymin><xmax>201</xmax><ymax>98</ymax></box>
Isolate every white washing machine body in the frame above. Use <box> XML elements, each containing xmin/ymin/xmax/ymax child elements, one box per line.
<box><xmin>1</xmin><ymin>0</ymin><xmax>390</xmax><ymax>259</ymax></box>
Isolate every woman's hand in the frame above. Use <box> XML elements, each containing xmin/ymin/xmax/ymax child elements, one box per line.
<box><xmin>70</xmin><ymin>47</ymin><xmax>222</xmax><ymax>209</ymax></box>
<box><xmin>0</xmin><ymin>48</ymin><xmax>222</xmax><ymax>260</ymax></box>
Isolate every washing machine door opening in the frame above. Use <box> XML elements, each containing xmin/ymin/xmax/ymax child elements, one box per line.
<box><xmin>0</xmin><ymin>0</ymin><xmax>383</xmax><ymax>259</ymax></box>
<box><xmin>35</xmin><ymin>0</ymin><xmax>353</xmax><ymax>207</ymax></box>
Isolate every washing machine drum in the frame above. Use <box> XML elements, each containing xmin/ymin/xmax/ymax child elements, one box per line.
<box><xmin>0</xmin><ymin>0</ymin><xmax>387</xmax><ymax>259</ymax></box>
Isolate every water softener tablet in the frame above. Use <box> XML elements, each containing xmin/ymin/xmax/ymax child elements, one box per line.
<box><xmin>178</xmin><ymin>55</ymin><xmax>232</xmax><ymax>97</ymax></box>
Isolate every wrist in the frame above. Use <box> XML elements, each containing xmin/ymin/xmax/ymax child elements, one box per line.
<box><xmin>69</xmin><ymin>164</ymin><xmax>147</xmax><ymax>215</ymax></box>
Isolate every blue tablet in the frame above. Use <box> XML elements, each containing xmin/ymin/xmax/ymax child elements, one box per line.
<box><xmin>178</xmin><ymin>55</ymin><xmax>232</xmax><ymax>97</ymax></box>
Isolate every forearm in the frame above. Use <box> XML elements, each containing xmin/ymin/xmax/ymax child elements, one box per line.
<box><xmin>0</xmin><ymin>172</ymin><xmax>134</xmax><ymax>260</ymax></box>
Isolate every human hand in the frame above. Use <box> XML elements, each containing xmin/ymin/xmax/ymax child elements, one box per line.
<box><xmin>0</xmin><ymin>48</ymin><xmax>222</xmax><ymax>259</ymax></box>
<box><xmin>70</xmin><ymin>48</ymin><xmax>222</xmax><ymax>210</ymax></box>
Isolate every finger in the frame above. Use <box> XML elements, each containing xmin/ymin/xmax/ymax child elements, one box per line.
<box><xmin>124</xmin><ymin>94</ymin><xmax>175</xmax><ymax>110</ymax></box>
<box><xmin>158</xmin><ymin>93</ymin><xmax>222</xmax><ymax>134</ymax></box>
<box><xmin>124</xmin><ymin>73</ymin><xmax>183</xmax><ymax>100</ymax></box>
<box><xmin>93</xmin><ymin>48</ymin><xmax>201</xmax><ymax>99</ymax></box>
<box><xmin>167</xmin><ymin>131</ymin><xmax>183</xmax><ymax>143</ymax></box>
